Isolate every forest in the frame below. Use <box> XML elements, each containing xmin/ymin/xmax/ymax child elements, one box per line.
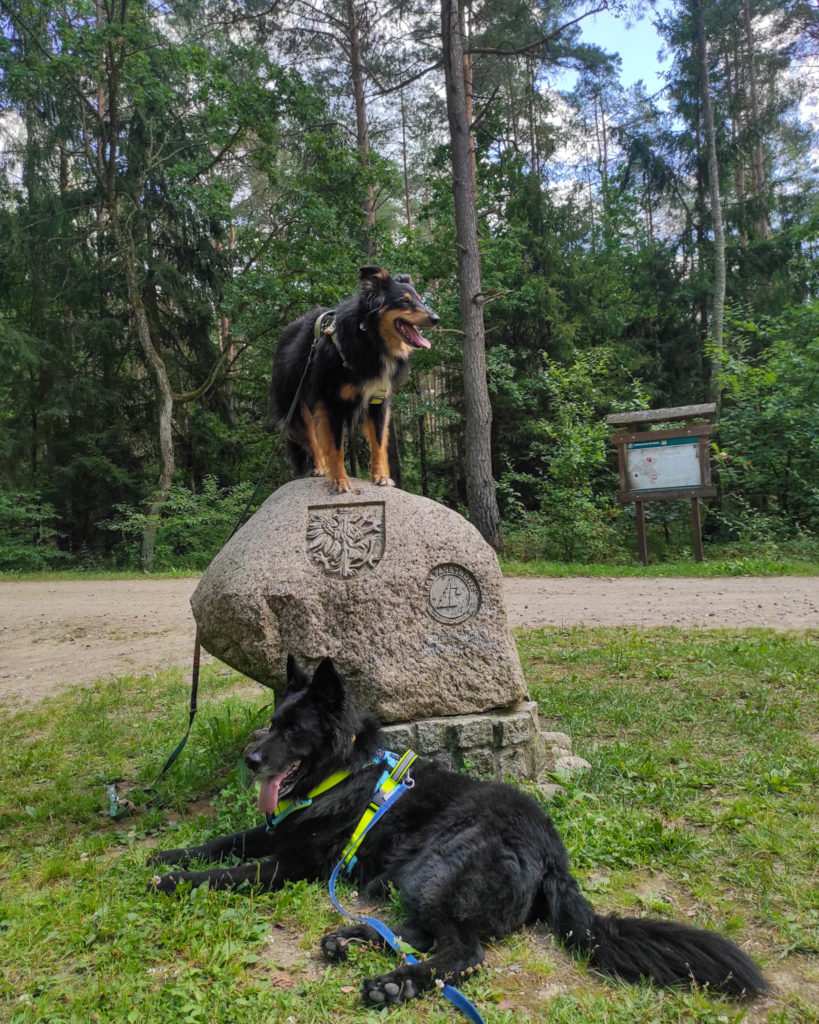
<box><xmin>1</xmin><ymin>0</ymin><xmax>817</xmax><ymax>571</ymax></box>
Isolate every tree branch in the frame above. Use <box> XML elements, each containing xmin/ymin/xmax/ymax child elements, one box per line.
<box><xmin>466</xmin><ymin>3</ymin><xmax>609</xmax><ymax>58</ymax></box>
<box><xmin>369</xmin><ymin>59</ymin><xmax>444</xmax><ymax>98</ymax></box>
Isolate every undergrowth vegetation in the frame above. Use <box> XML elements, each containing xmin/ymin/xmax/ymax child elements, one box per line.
<box><xmin>0</xmin><ymin>629</ymin><xmax>816</xmax><ymax>1022</ymax></box>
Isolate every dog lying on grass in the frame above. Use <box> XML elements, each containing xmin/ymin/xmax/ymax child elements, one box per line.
<box><xmin>150</xmin><ymin>656</ymin><xmax>767</xmax><ymax>1007</ymax></box>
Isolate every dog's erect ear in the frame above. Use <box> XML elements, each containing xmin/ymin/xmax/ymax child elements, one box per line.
<box><xmin>359</xmin><ymin>265</ymin><xmax>390</xmax><ymax>290</ymax></box>
<box><xmin>285</xmin><ymin>653</ymin><xmax>311</xmax><ymax>692</ymax></box>
<box><xmin>394</xmin><ymin>273</ymin><xmax>413</xmax><ymax>285</ymax></box>
<box><xmin>309</xmin><ymin>656</ymin><xmax>346</xmax><ymax>712</ymax></box>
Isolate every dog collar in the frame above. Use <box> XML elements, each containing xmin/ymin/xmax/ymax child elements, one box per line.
<box><xmin>265</xmin><ymin>767</ymin><xmax>351</xmax><ymax>831</ymax></box>
<box><xmin>264</xmin><ymin>749</ymin><xmax>417</xmax><ymax>834</ymax></box>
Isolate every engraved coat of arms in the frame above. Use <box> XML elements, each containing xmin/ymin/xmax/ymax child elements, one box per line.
<box><xmin>306</xmin><ymin>503</ymin><xmax>385</xmax><ymax>578</ymax></box>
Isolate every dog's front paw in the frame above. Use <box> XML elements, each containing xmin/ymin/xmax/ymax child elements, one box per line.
<box><xmin>146</xmin><ymin>848</ymin><xmax>187</xmax><ymax>868</ymax></box>
<box><xmin>321</xmin><ymin>923</ymin><xmax>382</xmax><ymax>962</ymax></box>
<box><xmin>309</xmin><ymin>468</ymin><xmax>327</xmax><ymax>477</ymax></box>
<box><xmin>362</xmin><ymin>974</ymin><xmax>417</xmax><ymax>1005</ymax></box>
<box><xmin>148</xmin><ymin>871</ymin><xmax>190</xmax><ymax>895</ymax></box>
<box><xmin>373</xmin><ymin>476</ymin><xmax>395</xmax><ymax>487</ymax></box>
<box><xmin>331</xmin><ymin>476</ymin><xmax>351</xmax><ymax>493</ymax></box>
<box><xmin>321</xmin><ymin>933</ymin><xmax>350</xmax><ymax>961</ymax></box>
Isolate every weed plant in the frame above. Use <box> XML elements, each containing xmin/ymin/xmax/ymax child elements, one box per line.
<box><xmin>0</xmin><ymin>630</ymin><xmax>816</xmax><ymax>1022</ymax></box>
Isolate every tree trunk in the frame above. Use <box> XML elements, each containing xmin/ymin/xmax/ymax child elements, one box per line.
<box><xmin>416</xmin><ymin>387</ymin><xmax>429</xmax><ymax>497</ymax></box>
<box><xmin>112</xmin><ymin>215</ymin><xmax>175</xmax><ymax>572</ymax></box>
<box><xmin>526</xmin><ymin>57</ymin><xmax>540</xmax><ymax>177</ymax></box>
<box><xmin>98</xmin><ymin>14</ymin><xmax>174</xmax><ymax>572</ymax></box>
<box><xmin>727</xmin><ymin>42</ymin><xmax>748</xmax><ymax>246</ymax></box>
<box><xmin>400</xmin><ymin>96</ymin><xmax>413</xmax><ymax>233</ymax></box>
<box><xmin>23</xmin><ymin>106</ymin><xmax>52</xmax><ymax>477</ymax></box>
<box><xmin>346</xmin><ymin>0</ymin><xmax>376</xmax><ymax>254</ymax></box>
<box><xmin>218</xmin><ymin>221</ymin><xmax>237</xmax><ymax>426</ymax></box>
<box><xmin>742</xmin><ymin>0</ymin><xmax>769</xmax><ymax>239</ymax></box>
<box><xmin>441</xmin><ymin>0</ymin><xmax>503</xmax><ymax>552</ymax></box>
<box><xmin>693</xmin><ymin>0</ymin><xmax>726</xmax><ymax>407</ymax></box>
<box><xmin>459</xmin><ymin>0</ymin><xmax>478</xmax><ymax>189</ymax></box>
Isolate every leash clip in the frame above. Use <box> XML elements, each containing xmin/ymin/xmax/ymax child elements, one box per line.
<box><xmin>106</xmin><ymin>782</ymin><xmax>136</xmax><ymax>820</ymax></box>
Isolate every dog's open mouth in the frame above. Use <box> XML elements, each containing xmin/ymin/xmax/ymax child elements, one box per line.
<box><xmin>395</xmin><ymin>318</ymin><xmax>431</xmax><ymax>349</ymax></box>
<box><xmin>257</xmin><ymin>761</ymin><xmax>301</xmax><ymax>815</ymax></box>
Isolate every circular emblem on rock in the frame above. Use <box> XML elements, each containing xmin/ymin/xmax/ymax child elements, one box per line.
<box><xmin>425</xmin><ymin>564</ymin><xmax>481</xmax><ymax>625</ymax></box>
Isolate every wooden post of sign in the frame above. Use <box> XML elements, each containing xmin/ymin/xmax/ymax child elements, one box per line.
<box><xmin>690</xmin><ymin>497</ymin><xmax>704</xmax><ymax>562</ymax></box>
<box><xmin>635</xmin><ymin>500</ymin><xmax>649</xmax><ymax>565</ymax></box>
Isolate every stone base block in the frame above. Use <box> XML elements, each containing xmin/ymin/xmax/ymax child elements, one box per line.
<box><xmin>380</xmin><ymin>701</ymin><xmax>547</xmax><ymax>781</ymax></box>
<box><xmin>379</xmin><ymin>709</ymin><xmax>591</xmax><ymax>791</ymax></box>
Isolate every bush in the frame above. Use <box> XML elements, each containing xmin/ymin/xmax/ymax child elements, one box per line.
<box><xmin>0</xmin><ymin>491</ymin><xmax>67</xmax><ymax>571</ymax></box>
<box><xmin>499</xmin><ymin>348</ymin><xmax>644</xmax><ymax>562</ymax></box>
<box><xmin>716</xmin><ymin>305</ymin><xmax>819</xmax><ymax>538</ymax></box>
<box><xmin>105</xmin><ymin>477</ymin><xmax>259</xmax><ymax>571</ymax></box>
<box><xmin>504</xmin><ymin>487</ymin><xmax>621</xmax><ymax>562</ymax></box>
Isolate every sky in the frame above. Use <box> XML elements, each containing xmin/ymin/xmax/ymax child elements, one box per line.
<box><xmin>575</xmin><ymin>4</ymin><xmax>818</xmax><ymax>134</ymax></box>
<box><xmin>578</xmin><ymin>7</ymin><xmax>670</xmax><ymax>94</ymax></box>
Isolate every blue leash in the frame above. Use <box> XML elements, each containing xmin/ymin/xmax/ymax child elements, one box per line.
<box><xmin>326</xmin><ymin>775</ymin><xmax>487</xmax><ymax>1024</ymax></box>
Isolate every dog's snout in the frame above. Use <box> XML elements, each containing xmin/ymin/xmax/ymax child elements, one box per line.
<box><xmin>245</xmin><ymin>749</ymin><xmax>263</xmax><ymax>772</ymax></box>
<box><xmin>426</xmin><ymin>312</ymin><xmax>440</xmax><ymax>327</ymax></box>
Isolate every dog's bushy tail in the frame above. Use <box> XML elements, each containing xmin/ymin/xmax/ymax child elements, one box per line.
<box><xmin>540</xmin><ymin>871</ymin><xmax>767</xmax><ymax>997</ymax></box>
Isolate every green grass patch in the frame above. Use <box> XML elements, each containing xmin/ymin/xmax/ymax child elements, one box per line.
<box><xmin>500</xmin><ymin>555</ymin><xmax>819</xmax><ymax>577</ymax></box>
<box><xmin>4</xmin><ymin>538</ymin><xmax>819</xmax><ymax>583</ymax></box>
<box><xmin>0</xmin><ymin>568</ymin><xmax>202</xmax><ymax>582</ymax></box>
<box><xmin>1</xmin><ymin>630</ymin><xmax>817</xmax><ymax>1022</ymax></box>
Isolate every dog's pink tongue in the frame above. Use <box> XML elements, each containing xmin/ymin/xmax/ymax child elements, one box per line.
<box><xmin>408</xmin><ymin>325</ymin><xmax>431</xmax><ymax>349</ymax></box>
<box><xmin>257</xmin><ymin>775</ymin><xmax>284</xmax><ymax>815</ymax></box>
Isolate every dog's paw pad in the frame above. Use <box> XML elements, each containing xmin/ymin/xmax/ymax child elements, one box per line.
<box><xmin>363</xmin><ymin>977</ymin><xmax>415</xmax><ymax>1005</ymax></box>
<box><xmin>320</xmin><ymin>934</ymin><xmax>349</xmax><ymax>961</ymax></box>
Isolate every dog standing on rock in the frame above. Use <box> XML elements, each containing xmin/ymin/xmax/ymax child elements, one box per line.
<box><xmin>150</xmin><ymin>656</ymin><xmax>767</xmax><ymax>1009</ymax></box>
<box><xmin>269</xmin><ymin>265</ymin><xmax>438</xmax><ymax>493</ymax></box>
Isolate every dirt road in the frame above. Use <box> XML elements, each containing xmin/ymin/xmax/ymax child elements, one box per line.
<box><xmin>1</xmin><ymin>576</ymin><xmax>816</xmax><ymax>708</ymax></box>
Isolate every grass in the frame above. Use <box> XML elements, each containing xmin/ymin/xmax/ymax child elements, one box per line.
<box><xmin>0</xmin><ymin>568</ymin><xmax>202</xmax><ymax>582</ymax></box>
<box><xmin>4</xmin><ymin>549</ymin><xmax>817</xmax><ymax>583</ymax></box>
<box><xmin>499</xmin><ymin>553</ymin><xmax>819</xmax><ymax>577</ymax></box>
<box><xmin>1</xmin><ymin>630</ymin><xmax>817</xmax><ymax>1023</ymax></box>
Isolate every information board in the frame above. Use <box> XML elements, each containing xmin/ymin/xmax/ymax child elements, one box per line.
<box><xmin>607</xmin><ymin>405</ymin><xmax>717</xmax><ymax>565</ymax></box>
<box><xmin>625</xmin><ymin>436</ymin><xmax>702</xmax><ymax>493</ymax></box>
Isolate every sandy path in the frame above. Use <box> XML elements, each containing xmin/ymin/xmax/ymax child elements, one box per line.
<box><xmin>1</xmin><ymin>576</ymin><xmax>816</xmax><ymax>708</ymax></box>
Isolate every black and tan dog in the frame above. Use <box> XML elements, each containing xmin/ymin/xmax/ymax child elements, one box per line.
<box><xmin>150</xmin><ymin>656</ymin><xmax>767</xmax><ymax>1009</ymax></box>
<box><xmin>269</xmin><ymin>265</ymin><xmax>438</xmax><ymax>493</ymax></box>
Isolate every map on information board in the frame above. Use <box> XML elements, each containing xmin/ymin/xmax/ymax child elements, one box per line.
<box><xmin>625</xmin><ymin>436</ymin><xmax>702</xmax><ymax>491</ymax></box>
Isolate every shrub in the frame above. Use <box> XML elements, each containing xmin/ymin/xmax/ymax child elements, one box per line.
<box><xmin>0</xmin><ymin>491</ymin><xmax>67</xmax><ymax>571</ymax></box>
<box><xmin>105</xmin><ymin>477</ymin><xmax>258</xmax><ymax>571</ymax></box>
<box><xmin>716</xmin><ymin>305</ymin><xmax>819</xmax><ymax>538</ymax></box>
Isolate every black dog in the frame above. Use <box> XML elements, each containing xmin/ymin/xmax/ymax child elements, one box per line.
<box><xmin>150</xmin><ymin>656</ymin><xmax>767</xmax><ymax>1007</ymax></box>
<box><xmin>269</xmin><ymin>265</ymin><xmax>438</xmax><ymax>493</ymax></box>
